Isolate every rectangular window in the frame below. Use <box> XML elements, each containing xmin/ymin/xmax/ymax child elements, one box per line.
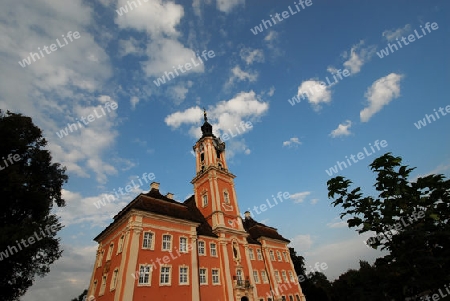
<box><xmin>142</xmin><ymin>232</ymin><xmax>153</xmax><ymax>249</ymax></box>
<box><xmin>236</xmin><ymin>269</ymin><xmax>243</xmax><ymax>281</ymax></box>
<box><xmin>289</xmin><ymin>271</ymin><xmax>295</xmax><ymax>282</ymax></box>
<box><xmin>99</xmin><ymin>275</ymin><xmax>107</xmax><ymax>295</ymax></box>
<box><xmin>202</xmin><ymin>194</ymin><xmax>208</xmax><ymax>207</ymax></box>
<box><xmin>210</xmin><ymin>243</ymin><xmax>217</xmax><ymax>256</ymax></box>
<box><xmin>199</xmin><ymin>268</ymin><xmax>207</xmax><ymax>284</ymax></box>
<box><xmin>118</xmin><ymin>235</ymin><xmax>124</xmax><ymax>254</ymax></box>
<box><xmin>296</xmin><ymin>295</ymin><xmax>301</xmax><ymax>301</ymax></box>
<box><xmin>249</xmin><ymin>248</ymin><xmax>255</xmax><ymax>260</ymax></box>
<box><xmin>277</xmin><ymin>251</ymin><xmax>282</xmax><ymax>261</ymax></box>
<box><xmin>110</xmin><ymin>269</ymin><xmax>119</xmax><ymax>290</ymax></box>
<box><xmin>179</xmin><ymin>237</ymin><xmax>187</xmax><ymax>253</ymax></box>
<box><xmin>212</xmin><ymin>269</ymin><xmax>220</xmax><ymax>284</ymax></box>
<box><xmin>139</xmin><ymin>265</ymin><xmax>151</xmax><ymax>285</ymax></box>
<box><xmin>253</xmin><ymin>271</ymin><xmax>260</xmax><ymax>283</ymax></box>
<box><xmin>282</xmin><ymin>296</ymin><xmax>286</xmax><ymax>301</ymax></box>
<box><xmin>275</xmin><ymin>270</ymin><xmax>280</xmax><ymax>283</ymax></box>
<box><xmin>289</xmin><ymin>296</ymin><xmax>294</xmax><ymax>301</ymax></box>
<box><xmin>256</xmin><ymin>249</ymin><xmax>262</xmax><ymax>260</ymax></box>
<box><xmin>179</xmin><ymin>266</ymin><xmax>188</xmax><ymax>285</ymax></box>
<box><xmin>223</xmin><ymin>191</ymin><xmax>230</xmax><ymax>203</ymax></box>
<box><xmin>162</xmin><ymin>235</ymin><xmax>172</xmax><ymax>251</ymax></box>
<box><xmin>97</xmin><ymin>250</ymin><xmax>104</xmax><ymax>267</ymax></box>
<box><xmin>270</xmin><ymin>250</ymin><xmax>275</xmax><ymax>261</ymax></box>
<box><xmin>282</xmin><ymin>270</ymin><xmax>288</xmax><ymax>282</ymax></box>
<box><xmin>92</xmin><ymin>280</ymin><xmax>98</xmax><ymax>295</ymax></box>
<box><xmin>261</xmin><ymin>270</ymin><xmax>268</xmax><ymax>283</ymax></box>
<box><xmin>198</xmin><ymin>241</ymin><xmax>205</xmax><ymax>255</ymax></box>
<box><xmin>106</xmin><ymin>243</ymin><xmax>114</xmax><ymax>261</ymax></box>
<box><xmin>160</xmin><ymin>266</ymin><xmax>171</xmax><ymax>285</ymax></box>
<box><xmin>283</xmin><ymin>251</ymin><xmax>289</xmax><ymax>262</ymax></box>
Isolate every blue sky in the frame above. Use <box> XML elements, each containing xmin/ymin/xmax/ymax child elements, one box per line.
<box><xmin>1</xmin><ymin>0</ymin><xmax>449</xmax><ymax>300</ymax></box>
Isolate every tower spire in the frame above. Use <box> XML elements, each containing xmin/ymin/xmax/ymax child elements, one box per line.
<box><xmin>200</xmin><ymin>108</ymin><xmax>214</xmax><ymax>138</ymax></box>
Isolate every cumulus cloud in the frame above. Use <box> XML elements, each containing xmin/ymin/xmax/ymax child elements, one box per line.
<box><xmin>342</xmin><ymin>41</ymin><xmax>376</xmax><ymax>74</ymax></box>
<box><xmin>240</xmin><ymin>48</ymin><xmax>264</xmax><ymax>65</ymax></box>
<box><xmin>167</xmin><ymin>81</ymin><xmax>193</xmax><ymax>104</ymax></box>
<box><xmin>329</xmin><ymin>120</ymin><xmax>352</xmax><ymax>138</ymax></box>
<box><xmin>290</xmin><ymin>191</ymin><xmax>311</xmax><ymax>203</ymax></box>
<box><xmin>165</xmin><ymin>91</ymin><xmax>268</xmax><ymax>157</ymax></box>
<box><xmin>360</xmin><ymin>73</ymin><xmax>403</xmax><ymax>122</ymax></box>
<box><xmin>297</xmin><ymin>80</ymin><xmax>332</xmax><ymax>110</ymax></box>
<box><xmin>290</xmin><ymin>234</ymin><xmax>313</xmax><ymax>252</ymax></box>
<box><xmin>283</xmin><ymin>137</ymin><xmax>301</xmax><ymax>147</ymax></box>
<box><xmin>216</xmin><ymin>0</ymin><xmax>245</xmax><ymax>13</ymax></box>
<box><xmin>382</xmin><ymin>24</ymin><xmax>411</xmax><ymax>41</ymax></box>
<box><xmin>226</xmin><ymin>65</ymin><xmax>258</xmax><ymax>87</ymax></box>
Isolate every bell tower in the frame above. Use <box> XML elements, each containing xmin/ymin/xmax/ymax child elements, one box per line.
<box><xmin>191</xmin><ymin>110</ymin><xmax>245</xmax><ymax>232</ymax></box>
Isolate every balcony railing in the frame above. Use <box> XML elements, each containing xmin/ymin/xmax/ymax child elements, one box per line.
<box><xmin>233</xmin><ymin>277</ymin><xmax>252</xmax><ymax>289</ymax></box>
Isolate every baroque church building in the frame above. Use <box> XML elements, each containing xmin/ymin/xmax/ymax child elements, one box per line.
<box><xmin>87</xmin><ymin>113</ymin><xmax>306</xmax><ymax>301</ymax></box>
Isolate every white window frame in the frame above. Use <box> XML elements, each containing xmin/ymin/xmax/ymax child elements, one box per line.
<box><xmin>179</xmin><ymin>237</ymin><xmax>188</xmax><ymax>253</ymax></box>
<box><xmin>253</xmin><ymin>270</ymin><xmax>260</xmax><ymax>284</ymax></box>
<box><xmin>223</xmin><ymin>191</ymin><xmax>230</xmax><ymax>203</ymax></box>
<box><xmin>117</xmin><ymin>235</ymin><xmax>125</xmax><ymax>254</ymax></box>
<box><xmin>210</xmin><ymin>243</ymin><xmax>217</xmax><ymax>257</ymax></box>
<box><xmin>283</xmin><ymin>251</ymin><xmax>289</xmax><ymax>262</ymax></box>
<box><xmin>202</xmin><ymin>194</ymin><xmax>208</xmax><ymax>207</ymax></box>
<box><xmin>179</xmin><ymin>265</ymin><xmax>189</xmax><ymax>285</ymax></box>
<box><xmin>256</xmin><ymin>249</ymin><xmax>262</xmax><ymax>260</ymax></box>
<box><xmin>212</xmin><ymin>268</ymin><xmax>220</xmax><ymax>285</ymax></box>
<box><xmin>142</xmin><ymin>231</ymin><xmax>154</xmax><ymax>250</ymax></box>
<box><xmin>110</xmin><ymin>268</ymin><xmax>119</xmax><ymax>290</ymax></box>
<box><xmin>199</xmin><ymin>268</ymin><xmax>208</xmax><ymax>285</ymax></box>
<box><xmin>92</xmin><ymin>280</ymin><xmax>98</xmax><ymax>296</ymax></box>
<box><xmin>261</xmin><ymin>270</ymin><xmax>268</xmax><ymax>283</ymax></box>
<box><xmin>99</xmin><ymin>274</ymin><xmax>107</xmax><ymax>296</ymax></box>
<box><xmin>198</xmin><ymin>240</ymin><xmax>206</xmax><ymax>255</ymax></box>
<box><xmin>138</xmin><ymin>264</ymin><xmax>152</xmax><ymax>286</ymax></box>
<box><xmin>249</xmin><ymin>248</ymin><xmax>255</xmax><ymax>260</ymax></box>
<box><xmin>289</xmin><ymin>271</ymin><xmax>295</xmax><ymax>282</ymax></box>
<box><xmin>269</xmin><ymin>250</ymin><xmax>275</xmax><ymax>261</ymax></box>
<box><xmin>97</xmin><ymin>250</ymin><xmax>104</xmax><ymax>267</ymax></box>
<box><xmin>106</xmin><ymin>243</ymin><xmax>114</xmax><ymax>261</ymax></box>
<box><xmin>277</xmin><ymin>251</ymin><xmax>282</xmax><ymax>261</ymax></box>
<box><xmin>236</xmin><ymin>268</ymin><xmax>243</xmax><ymax>281</ymax></box>
<box><xmin>274</xmin><ymin>270</ymin><xmax>281</xmax><ymax>283</ymax></box>
<box><xmin>282</xmin><ymin>270</ymin><xmax>288</xmax><ymax>283</ymax></box>
<box><xmin>162</xmin><ymin>234</ymin><xmax>172</xmax><ymax>251</ymax></box>
<box><xmin>160</xmin><ymin>265</ymin><xmax>172</xmax><ymax>286</ymax></box>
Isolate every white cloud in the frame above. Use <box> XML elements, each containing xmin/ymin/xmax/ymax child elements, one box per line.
<box><xmin>283</xmin><ymin>137</ymin><xmax>301</xmax><ymax>147</ymax></box>
<box><xmin>382</xmin><ymin>24</ymin><xmax>411</xmax><ymax>41</ymax></box>
<box><xmin>329</xmin><ymin>120</ymin><xmax>352</xmax><ymax>138</ymax></box>
<box><xmin>297</xmin><ymin>80</ymin><xmax>332</xmax><ymax>110</ymax></box>
<box><xmin>227</xmin><ymin>65</ymin><xmax>258</xmax><ymax>87</ymax></box>
<box><xmin>342</xmin><ymin>41</ymin><xmax>376</xmax><ymax>74</ymax></box>
<box><xmin>267</xmin><ymin>86</ymin><xmax>275</xmax><ymax>96</ymax></box>
<box><xmin>310</xmin><ymin>198</ymin><xmax>319</xmax><ymax>205</ymax></box>
<box><xmin>240</xmin><ymin>48</ymin><xmax>264</xmax><ymax>65</ymax></box>
<box><xmin>130</xmin><ymin>96</ymin><xmax>140</xmax><ymax>109</ymax></box>
<box><xmin>21</xmin><ymin>244</ymin><xmax>97</xmax><ymax>301</ymax></box>
<box><xmin>118</xmin><ymin>37</ymin><xmax>144</xmax><ymax>57</ymax></box>
<box><xmin>216</xmin><ymin>0</ymin><xmax>245</xmax><ymax>13</ymax></box>
<box><xmin>143</xmin><ymin>38</ymin><xmax>204</xmax><ymax>77</ymax></box>
<box><xmin>290</xmin><ymin>234</ymin><xmax>313</xmax><ymax>252</ymax></box>
<box><xmin>360</xmin><ymin>73</ymin><xmax>403</xmax><ymax>122</ymax></box>
<box><xmin>165</xmin><ymin>91</ymin><xmax>268</xmax><ymax>157</ymax></box>
<box><xmin>290</xmin><ymin>191</ymin><xmax>311</xmax><ymax>203</ymax></box>
<box><xmin>167</xmin><ymin>81</ymin><xmax>193</xmax><ymax>104</ymax></box>
<box><xmin>327</xmin><ymin>219</ymin><xmax>348</xmax><ymax>228</ymax></box>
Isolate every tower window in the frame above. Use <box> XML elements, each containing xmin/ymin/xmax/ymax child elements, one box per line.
<box><xmin>200</xmin><ymin>153</ymin><xmax>204</xmax><ymax>162</ymax></box>
<box><xmin>202</xmin><ymin>194</ymin><xmax>208</xmax><ymax>207</ymax></box>
<box><xmin>223</xmin><ymin>191</ymin><xmax>230</xmax><ymax>203</ymax></box>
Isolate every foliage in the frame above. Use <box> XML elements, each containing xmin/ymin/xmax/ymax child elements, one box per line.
<box><xmin>327</xmin><ymin>153</ymin><xmax>450</xmax><ymax>299</ymax></box>
<box><xmin>0</xmin><ymin>110</ymin><xmax>68</xmax><ymax>301</ymax></box>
